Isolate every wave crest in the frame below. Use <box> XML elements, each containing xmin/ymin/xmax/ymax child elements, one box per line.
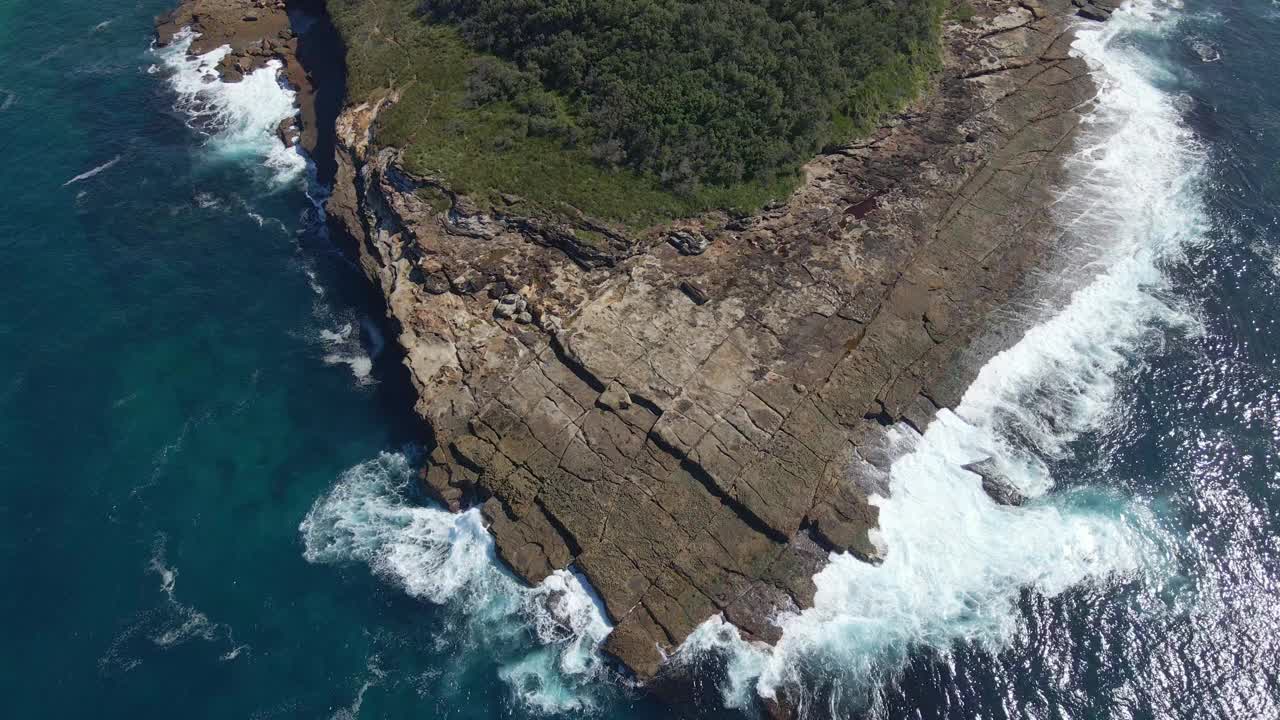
<box><xmin>300</xmin><ymin>452</ymin><xmax>615</xmax><ymax>714</ymax></box>
<box><xmin>154</xmin><ymin>28</ymin><xmax>306</xmax><ymax>185</ymax></box>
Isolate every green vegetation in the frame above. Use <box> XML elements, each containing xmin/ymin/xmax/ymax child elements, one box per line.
<box><xmin>415</xmin><ymin>185</ymin><xmax>453</xmax><ymax>213</ymax></box>
<box><xmin>949</xmin><ymin>0</ymin><xmax>976</xmax><ymax>23</ymax></box>
<box><xmin>328</xmin><ymin>0</ymin><xmax>944</xmax><ymax>227</ymax></box>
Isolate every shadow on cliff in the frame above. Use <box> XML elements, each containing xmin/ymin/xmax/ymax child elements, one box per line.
<box><xmin>285</xmin><ymin>0</ymin><xmax>429</xmax><ymax>450</ymax></box>
<box><xmin>288</xmin><ymin>0</ymin><xmax>345</xmax><ymax>185</ymax></box>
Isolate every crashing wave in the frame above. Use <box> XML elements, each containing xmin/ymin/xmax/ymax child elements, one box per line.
<box><xmin>319</xmin><ymin>322</ymin><xmax>375</xmax><ymax>382</ymax></box>
<box><xmin>300</xmin><ymin>452</ymin><xmax>615</xmax><ymax>713</ymax></box>
<box><xmin>153</xmin><ymin>28</ymin><xmax>306</xmax><ymax>186</ymax></box>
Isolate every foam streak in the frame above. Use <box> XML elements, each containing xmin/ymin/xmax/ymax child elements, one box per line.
<box><xmin>63</xmin><ymin>155</ymin><xmax>121</xmax><ymax>186</ymax></box>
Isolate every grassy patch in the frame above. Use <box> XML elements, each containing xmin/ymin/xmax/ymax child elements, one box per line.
<box><xmin>949</xmin><ymin>0</ymin><xmax>977</xmax><ymax>23</ymax></box>
<box><xmin>328</xmin><ymin>0</ymin><xmax>942</xmax><ymax>230</ymax></box>
<box><xmin>414</xmin><ymin>185</ymin><xmax>452</xmax><ymax>214</ymax></box>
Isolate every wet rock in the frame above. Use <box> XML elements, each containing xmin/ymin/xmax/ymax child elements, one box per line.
<box><xmin>962</xmin><ymin>457</ymin><xmax>1027</xmax><ymax>506</ymax></box>
<box><xmin>275</xmin><ymin>117</ymin><xmax>298</xmax><ymax>147</ymax></box>
<box><xmin>1077</xmin><ymin>2</ymin><xmax>1111</xmax><ymax>21</ymax></box>
<box><xmin>1189</xmin><ymin>37</ymin><xmax>1221</xmax><ymax>63</ymax></box>
<box><xmin>762</xmin><ymin>692</ymin><xmax>798</xmax><ymax>720</ymax></box>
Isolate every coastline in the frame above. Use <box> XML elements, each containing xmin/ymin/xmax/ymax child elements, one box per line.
<box><xmin>155</xmin><ymin>0</ymin><xmax>1119</xmax><ymax>705</ymax></box>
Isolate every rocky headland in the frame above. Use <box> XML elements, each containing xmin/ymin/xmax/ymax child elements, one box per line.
<box><xmin>157</xmin><ymin>0</ymin><xmax>1118</xmax><ymax>693</ymax></box>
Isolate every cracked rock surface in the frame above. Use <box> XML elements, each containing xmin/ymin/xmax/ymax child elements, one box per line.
<box><xmin>325</xmin><ymin>0</ymin><xmax>1100</xmax><ymax>681</ymax></box>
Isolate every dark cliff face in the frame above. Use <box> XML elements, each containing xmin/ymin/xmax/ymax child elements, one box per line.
<box><xmin>287</xmin><ymin>0</ymin><xmax>346</xmax><ymax>183</ymax></box>
<box><xmin>325</xmin><ymin>0</ymin><xmax>1109</xmax><ymax>685</ymax></box>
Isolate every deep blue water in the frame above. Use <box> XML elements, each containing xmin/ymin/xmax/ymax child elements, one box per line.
<box><xmin>1</xmin><ymin>1</ymin><xmax>1277</xmax><ymax>718</ymax></box>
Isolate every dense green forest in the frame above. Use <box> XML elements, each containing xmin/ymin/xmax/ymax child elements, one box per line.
<box><xmin>329</xmin><ymin>0</ymin><xmax>944</xmax><ymax>226</ymax></box>
<box><xmin>420</xmin><ymin>0</ymin><xmax>943</xmax><ymax>188</ymax></box>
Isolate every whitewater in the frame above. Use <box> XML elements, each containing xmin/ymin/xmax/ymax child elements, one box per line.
<box><xmin>154</xmin><ymin>25</ymin><xmax>382</xmax><ymax>385</ymax></box>
<box><xmin>155</xmin><ymin>28</ymin><xmax>308</xmax><ymax>186</ymax></box>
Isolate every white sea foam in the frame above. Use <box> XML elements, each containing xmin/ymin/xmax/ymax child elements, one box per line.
<box><xmin>323</xmin><ymin>353</ymin><xmax>374</xmax><ymax>379</ymax></box>
<box><xmin>100</xmin><ymin>536</ymin><xmax>247</xmax><ymax>674</ymax></box>
<box><xmin>1254</xmin><ymin>241</ymin><xmax>1280</xmax><ymax>279</ymax></box>
<box><xmin>145</xmin><ymin>536</ymin><xmax>247</xmax><ymax>654</ymax></box>
<box><xmin>676</xmin><ymin>1</ymin><xmax>1202</xmax><ymax>714</ymax></box>
<box><xmin>330</xmin><ymin>656</ymin><xmax>387</xmax><ymax>720</ymax></box>
<box><xmin>63</xmin><ymin>155</ymin><xmax>121</xmax><ymax>186</ymax></box>
<box><xmin>300</xmin><ymin>452</ymin><xmax>614</xmax><ymax>713</ymax></box>
<box><xmin>193</xmin><ymin>191</ymin><xmax>221</xmax><ymax>209</ymax></box>
<box><xmin>304</xmin><ymin>266</ymin><xmax>325</xmax><ymax>297</ymax></box>
<box><xmin>318</xmin><ymin>320</ymin><xmax>376</xmax><ymax>383</ymax></box>
<box><xmin>154</xmin><ymin>28</ymin><xmax>306</xmax><ymax>186</ymax></box>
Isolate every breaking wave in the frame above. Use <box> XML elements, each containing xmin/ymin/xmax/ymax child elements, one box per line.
<box><xmin>319</xmin><ymin>320</ymin><xmax>376</xmax><ymax>383</ymax></box>
<box><xmin>299</xmin><ymin>452</ymin><xmax>616</xmax><ymax>714</ymax></box>
<box><xmin>154</xmin><ymin>28</ymin><xmax>306</xmax><ymax>186</ymax></box>
<box><xmin>679</xmin><ymin>1</ymin><xmax>1202</xmax><ymax>714</ymax></box>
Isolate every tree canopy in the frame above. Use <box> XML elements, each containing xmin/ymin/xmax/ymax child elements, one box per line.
<box><xmin>416</xmin><ymin>0</ymin><xmax>943</xmax><ymax>190</ymax></box>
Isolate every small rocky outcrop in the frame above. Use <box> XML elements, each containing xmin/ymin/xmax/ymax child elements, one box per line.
<box><xmin>155</xmin><ymin>0</ymin><xmax>321</xmax><ymax>157</ymax></box>
<box><xmin>962</xmin><ymin>457</ymin><xmax>1028</xmax><ymax>506</ymax></box>
<box><xmin>1073</xmin><ymin>0</ymin><xmax>1120</xmax><ymax>22</ymax></box>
